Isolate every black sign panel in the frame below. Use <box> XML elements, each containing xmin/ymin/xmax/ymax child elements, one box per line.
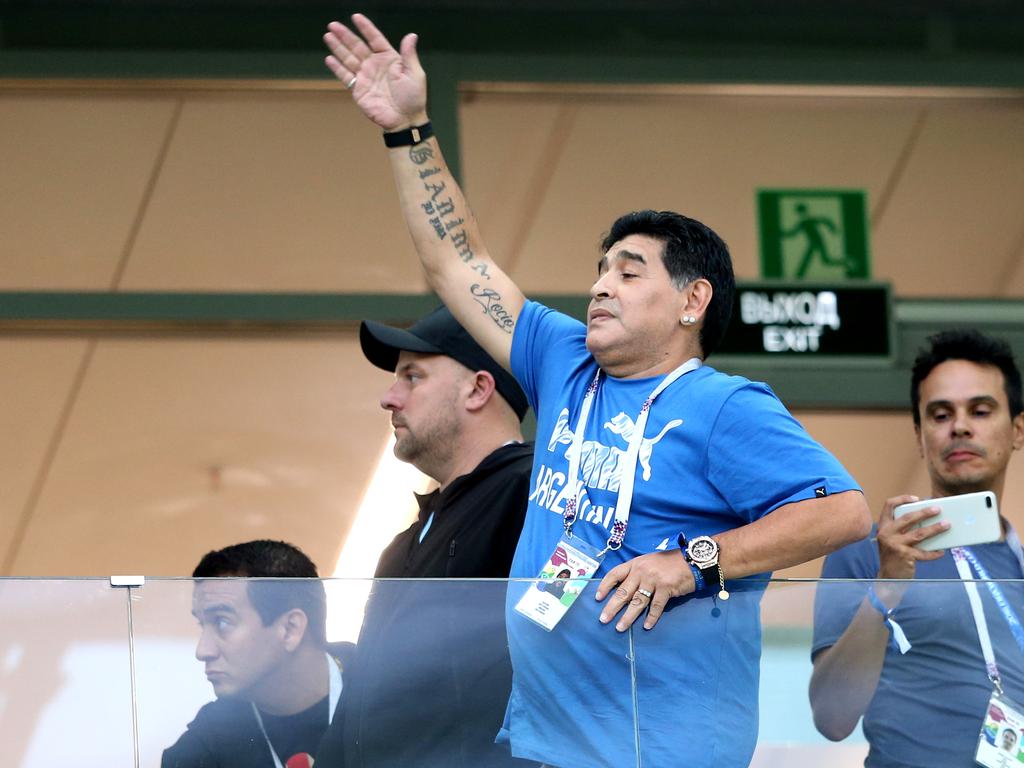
<box><xmin>716</xmin><ymin>282</ymin><xmax>891</xmax><ymax>357</ymax></box>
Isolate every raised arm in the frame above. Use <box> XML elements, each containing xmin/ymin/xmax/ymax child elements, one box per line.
<box><xmin>808</xmin><ymin>495</ymin><xmax>946</xmax><ymax>740</ymax></box>
<box><xmin>324</xmin><ymin>14</ymin><xmax>524</xmax><ymax>370</ymax></box>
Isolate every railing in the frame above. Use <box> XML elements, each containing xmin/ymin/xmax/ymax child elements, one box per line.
<box><xmin>3</xmin><ymin>577</ymin><xmax>1015</xmax><ymax>767</ymax></box>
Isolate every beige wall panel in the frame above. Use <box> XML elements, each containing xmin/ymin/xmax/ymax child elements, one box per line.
<box><xmin>0</xmin><ymin>339</ymin><xmax>90</xmax><ymax>560</ymax></box>
<box><xmin>122</xmin><ymin>93</ymin><xmax>427</xmax><ymax>292</ymax></box>
<box><xmin>0</xmin><ymin>95</ymin><xmax>177</xmax><ymax>289</ymax></box>
<box><xmin>460</xmin><ymin>94</ymin><xmax>918</xmax><ymax>292</ymax></box>
<box><xmin>9</xmin><ymin>334</ymin><xmax>393</xmax><ymax>576</ymax></box>
<box><xmin>458</xmin><ymin>98</ymin><xmax>572</xmax><ymax>272</ymax></box>
<box><xmin>873</xmin><ymin>101</ymin><xmax>1024</xmax><ymax>297</ymax></box>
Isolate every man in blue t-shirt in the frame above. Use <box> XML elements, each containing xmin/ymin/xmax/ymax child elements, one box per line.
<box><xmin>811</xmin><ymin>330</ymin><xmax>1024</xmax><ymax>767</ymax></box>
<box><xmin>323</xmin><ymin>15</ymin><xmax>871</xmax><ymax>767</ymax></box>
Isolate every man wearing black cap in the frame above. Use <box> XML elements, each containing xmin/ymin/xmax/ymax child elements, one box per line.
<box><xmin>359</xmin><ymin>304</ymin><xmax>532</xmax><ymax>579</ymax></box>
<box><xmin>315</xmin><ymin>306</ymin><xmax>535</xmax><ymax>768</ymax></box>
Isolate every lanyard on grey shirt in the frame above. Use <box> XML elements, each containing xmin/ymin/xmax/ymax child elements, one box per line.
<box><xmin>952</xmin><ymin>526</ymin><xmax>1024</xmax><ymax>694</ymax></box>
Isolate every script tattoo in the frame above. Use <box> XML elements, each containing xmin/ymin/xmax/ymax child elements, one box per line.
<box><xmin>420</xmin><ymin>201</ymin><xmax>446</xmax><ymax>240</ymax></box>
<box><xmin>408</xmin><ymin>143</ymin><xmax>435</xmax><ymax>165</ymax></box>
<box><xmin>470</xmin><ymin>284</ymin><xmax>514</xmax><ymax>334</ymax></box>
<box><xmin>416</xmin><ymin>168</ymin><xmax>490</xmax><ymax>279</ymax></box>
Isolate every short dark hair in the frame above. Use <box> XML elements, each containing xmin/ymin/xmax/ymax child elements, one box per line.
<box><xmin>910</xmin><ymin>329</ymin><xmax>1023</xmax><ymax>427</ymax></box>
<box><xmin>601</xmin><ymin>210</ymin><xmax>735</xmax><ymax>358</ymax></box>
<box><xmin>193</xmin><ymin>539</ymin><xmax>326</xmax><ymax>646</ymax></box>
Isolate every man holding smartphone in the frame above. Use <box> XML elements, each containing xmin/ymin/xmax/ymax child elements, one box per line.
<box><xmin>810</xmin><ymin>330</ymin><xmax>1024</xmax><ymax>767</ymax></box>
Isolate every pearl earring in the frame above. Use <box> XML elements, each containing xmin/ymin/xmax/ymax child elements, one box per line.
<box><xmin>682</xmin><ymin>315</ymin><xmax>696</xmax><ymax>325</ymax></box>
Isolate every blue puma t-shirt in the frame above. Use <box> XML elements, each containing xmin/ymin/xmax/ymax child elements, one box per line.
<box><xmin>498</xmin><ymin>300</ymin><xmax>859</xmax><ymax>768</ymax></box>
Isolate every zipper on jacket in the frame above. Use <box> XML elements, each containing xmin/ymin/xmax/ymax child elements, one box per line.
<box><xmin>448</xmin><ymin>539</ymin><xmax>457</xmax><ymax>557</ymax></box>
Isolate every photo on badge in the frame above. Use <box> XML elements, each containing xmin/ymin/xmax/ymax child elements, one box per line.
<box><xmin>514</xmin><ymin>539</ymin><xmax>602</xmax><ymax>632</ymax></box>
<box><xmin>976</xmin><ymin>694</ymin><xmax>1024</xmax><ymax>767</ymax></box>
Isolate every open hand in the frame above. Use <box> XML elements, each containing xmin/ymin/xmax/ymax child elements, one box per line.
<box><xmin>324</xmin><ymin>14</ymin><xmax>428</xmax><ymax>132</ymax></box>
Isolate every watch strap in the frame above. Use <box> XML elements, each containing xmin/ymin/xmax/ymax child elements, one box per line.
<box><xmin>678</xmin><ymin>533</ymin><xmax>706</xmax><ymax>592</ymax></box>
<box><xmin>383</xmin><ymin>121</ymin><xmax>434</xmax><ymax>148</ymax></box>
<box><xmin>688</xmin><ymin>562</ymin><xmax>705</xmax><ymax>592</ymax></box>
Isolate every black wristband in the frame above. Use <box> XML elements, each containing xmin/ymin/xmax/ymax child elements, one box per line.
<box><xmin>383</xmin><ymin>122</ymin><xmax>433</xmax><ymax>148</ymax></box>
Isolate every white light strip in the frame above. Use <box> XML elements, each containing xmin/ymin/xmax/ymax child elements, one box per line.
<box><xmin>326</xmin><ymin>434</ymin><xmax>431</xmax><ymax>643</ymax></box>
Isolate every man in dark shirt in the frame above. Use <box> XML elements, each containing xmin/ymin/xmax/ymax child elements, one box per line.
<box><xmin>316</xmin><ymin>306</ymin><xmax>535</xmax><ymax>768</ymax></box>
<box><xmin>163</xmin><ymin>540</ymin><xmax>347</xmax><ymax>768</ymax></box>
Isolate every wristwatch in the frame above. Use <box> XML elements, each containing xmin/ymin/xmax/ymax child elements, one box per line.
<box><xmin>684</xmin><ymin>535</ymin><xmax>730</xmax><ymax>600</ymax></box>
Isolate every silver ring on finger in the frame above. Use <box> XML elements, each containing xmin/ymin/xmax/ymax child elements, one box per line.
<box><xmin>637</xmin><ymin>588</ymin><xmax>653</xmax><ymax>599</ymax></box>
<box><xmin>346</xmin><ymin>76</ymin><xmax>357</xmax><ymax>90</ymax></box>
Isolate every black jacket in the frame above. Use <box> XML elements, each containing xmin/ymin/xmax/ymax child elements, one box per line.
<box><xmin>374</xmin><ymin>441</ymin><xmax>534</xmax><ymax>579</ymax></box>
<box><xmin>317</xmin><ymin>442</ymin><xmax>536</xmax><ymax>768</ymax></box>
<box><xmin>162</xmin><ymin>646</ymin><xmax>353</xmax><ymax>768</ymax></box>
<box><xmin>162</xmin><ymin>697</ymin><xmax>270</xmax><ymax>768</ymax></box>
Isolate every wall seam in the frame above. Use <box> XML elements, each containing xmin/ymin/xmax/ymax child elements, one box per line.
<box><xmin>108</xmin><ymin>97</ymin><xmax>185</xmax><ymax>290</ymax></box>
<box><xmin>871</xmin><ymin>108</ymin><xmax>929</xmax><ymax>229</ymax></box>
<box><xmin>501</xmin><ymin>104</ymin><xmax>579</xmax><ymax>276</ymax></box>
<box><xmin>2</xmin><ymin>340</ymin><xmax>97</xmax><ymax>574</ymax></box>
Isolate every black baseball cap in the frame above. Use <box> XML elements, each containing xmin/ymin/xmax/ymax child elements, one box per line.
<box><xmin>360</xmin><ymin>306</ymin><xmax>529</xmax><ymax>421</ymax></box>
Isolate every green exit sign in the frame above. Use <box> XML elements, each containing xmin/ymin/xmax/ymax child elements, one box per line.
<box><xmin>758</xmin><ymin>189</ymin><xmax>871</xmax><ymax>280</ymax></box>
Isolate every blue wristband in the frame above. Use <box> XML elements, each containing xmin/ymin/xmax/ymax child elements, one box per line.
<box><xmin>866</xmin><ymin>584</ymin><xmax>912</xmax><ymax>654</ymax></box>
<box><xmin>689</xmin><ymin>562</ymin><xmax>705</xmax><ymax>592</ymax></box>
<box><xmin>677</xmin><ymin>532</ymin><xmax>705</xmax><ymax>592</ymax></box>
<box><xmin>866</xmin><ymin>584</ymin><xmax>894</xmax><ymax>619</ymax></box>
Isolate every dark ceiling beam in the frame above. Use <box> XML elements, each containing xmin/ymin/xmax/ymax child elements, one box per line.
<box><xmin>2</xmin><ymin>2</ymin><xmax>1023</xmax><ymax>73</ymax></box>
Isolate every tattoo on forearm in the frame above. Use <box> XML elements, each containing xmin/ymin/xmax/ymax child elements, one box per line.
<box><xmin>450</xmin><ymin>224</ymin><xmax>473</xmax><ymax>263</ymax></box>
<box><xmin>470</xmin><ymin>284</ymin><xmax>515</xmax><ymax>334</ymax></box>
<box><xmin>424</xmin><ymin>180</ymin><xmax>446</xmax><ymax>200</ymax></box>
<box><xmin>413</xmin><ymin>160</ymin><xmax>494</xmax><ymax>282</ymax></box>
<box><xmin>435</xmin><ymin>197</ymin><xmax>456</xmax><ymax>217</ymax></box>
<box><xmin>409</xmin><ymin>144</ymin><xmax>435</xmax><ymax>165</ymax></box>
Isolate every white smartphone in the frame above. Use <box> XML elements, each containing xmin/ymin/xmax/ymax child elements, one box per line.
<box><xmin>893</xmin><ymin>491</ymin><xmax>1000</xmax><ymax>551</ymax></box>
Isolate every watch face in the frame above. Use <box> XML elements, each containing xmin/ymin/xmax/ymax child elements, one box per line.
<box><xmin>688</xmin><ymin>537</ymin><xmax>718</xmax><ymax>563</ymax></box>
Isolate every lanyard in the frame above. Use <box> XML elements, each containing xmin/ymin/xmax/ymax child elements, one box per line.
<box><xmin>562</xmin><ymin>358</ymin><xmax>701</xmax><ymax>554</ymax></box>
<box><xmin>952</xmin><ymin>528</ymin><xmax>1024</xmax><ymax>694</ymax></box>
<box><xmin>252</xmin><ymin>652</ymin><xmax>343</xmax><ymax>768</ymax></box>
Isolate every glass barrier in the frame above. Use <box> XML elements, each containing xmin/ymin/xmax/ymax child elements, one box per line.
<box><xmin>3</xmin><ymin>576</ymin><xmax>1023</xmax><ymax>768</ymax></box>
<box><xmin>133</xmin><ymin>577</ymin><xmax>635</xmax><ymax>768</ymax></box>
<box><xmin>0</xmin><ymin>578</ymin><xmax>135</xmax><ymax>768</ymax></box>
<box><xmin>752</xmin><ymin>580</ymin><xmax>870</xmax><ymax>768</ymax></box>
<box><xmin>788</xmin><ymin>577</ymin><xmax>1024</xmax><ymax>768</ymax></box>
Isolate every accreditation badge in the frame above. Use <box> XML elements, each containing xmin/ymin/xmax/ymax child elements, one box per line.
<box><xmin>976</xmin><ymin>691</ymin><xmax>1024</xmax><ymax>767</ymax></box>
<box><xmin>514</xmin><ymin>535</ymin><xmax>604</xmax><ymax>631</ymax></box>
